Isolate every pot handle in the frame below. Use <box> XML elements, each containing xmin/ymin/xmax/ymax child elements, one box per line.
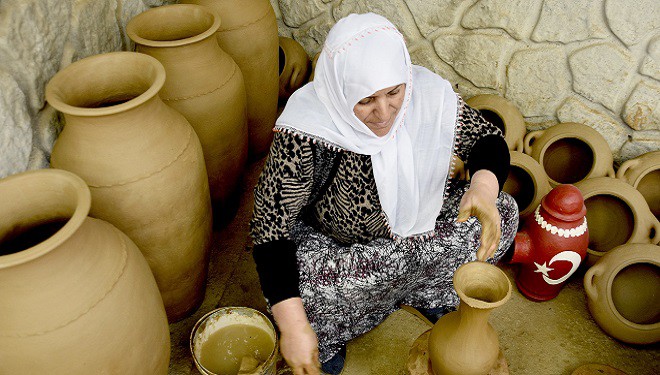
<box><xmin>523</xmin><ymin>130</ymin><xmax>544</xmax><ymax>155</ymax></box>
<box><xmin>584</xmin><ymin>263</ymin><xmax>603</xmax><ymax>301</ymax></box>
<box><xmin>650</xmin><ymin>218</ymin><xmax>660</xmax><ymax>245</ymax></box>
<box><xmin>514</xmin><ymin>138</ymin><xmax>524</xmax><ymax>153</ymax></box>
<box><xmin>615</xmin><ymin>159</ymin><xmax>640</xmax><ymax>180</ymax></box>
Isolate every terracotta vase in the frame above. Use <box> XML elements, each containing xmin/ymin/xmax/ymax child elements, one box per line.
<box><xmin>575</xmin><ymin>177</ymin><xmax>660</xmax><ymax>266</ymax></box>
<box><xmin>523</xmin><ymin>122</ymin><xmax>615</xmax><ymax>186</ymax></box>
<box><xmin>0</xmin><ymin>169</ymin><xmax>170</xmax><ymax>374</ymax></box>
<box><xmin>46</xmin><ymin>51</ymin><xmax>213</xmax><ymax>322</ymax></box>
<box><xmin>278</xmin><ymin>36</ymin><xmax>310</xmax><ymax>101</ymax></box>
<box><xmin>466</xmin><ymin>94</ymin><xmax>526</xmax><ymax>152</ymax></box>
<box><xmin>503</xmin><ymin>151</ymin><xmax>552</xmax><ymax>217</ymax></box>
<box><xmin>127</xmin><ymin>4</ymin><xmax>248</xmax><ymax>225</ymax></box>
<box><xmin>428</xmin><ymin>262</ymin><xmax>512</xmax><ymax>375</ymax></box>
<box><xmin>616</xmin><ymin>150</ymin><xmax>660</xmax><ymax>222</ymax></box>
<box><xmin>509</xmin><ymin>185</ymin><xmax>589</xmax><ymax>301</ymax></box>
<box><xmin>181</xmin><ymin>0</ymin><xmax>278</xmax><ymax>158</ymax></box>
<box><xmin>584</xmin><ymin>243</ymin><xmax>660</xmax><ymax>344</ymax></box>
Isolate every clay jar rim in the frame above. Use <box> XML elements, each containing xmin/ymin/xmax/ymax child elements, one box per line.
<box><xmin>589</xmin><ymin>244</ymin><xmax>660</xmax><ymax>332</ymax></box>
<box><xmin>189</xmin><ymin>306</ymin><xmax>279</xmax><ymax>375</ymax></box>
<box><xmin>45</xmin><ymin>51</ymin><xmax>166</xmax><ymax>117</ymax></box>
<box><xmin>509</xmin><ymin>151</ymin><xmax>551</xmax><ymax>216</ymax></box>
<box><xmin>453</xmin><ymin>262</ymin><xmax>512</xmax><ymax>310</ymax></box>
<box><xmin>618</xmin><ymin>151</ymin><xmax>660</xmax><ymax>188</ymax></box>
<box><xmin>126</xmin><ymin>4</ymin><xmax>221</xmax><ymax>49</ymax></box>
<box><xmin>0</xmin><ymin>169</ymin><xmax>91</xmax><ymax>268</ymax></box>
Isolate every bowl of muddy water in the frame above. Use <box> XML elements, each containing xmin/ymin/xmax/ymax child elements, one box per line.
<box><xmin>190</xmin><ymin>307</ymin><xmax>278</xmax><ymax>375</ymax></box>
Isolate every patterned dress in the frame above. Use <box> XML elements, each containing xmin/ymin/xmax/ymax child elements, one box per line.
<box><xmin>250</xmin><ymin>96</ymin><xmax>519</xmax><ymax>362</ymax></box>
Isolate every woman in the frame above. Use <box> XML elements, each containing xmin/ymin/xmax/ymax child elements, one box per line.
<box><xmin>250</xmin><ymin>13</ymin><xmax>518</xmax><ymax>375</ymax></box>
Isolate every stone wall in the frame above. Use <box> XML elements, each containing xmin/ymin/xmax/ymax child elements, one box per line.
<box><xmin>272</xmin><ymin>0</ymin><xmax>659</xmax><ymax>164</ymax></box>
<box><xmin>0</xmin><ymin>0</ymin><xmax>657</xmax><ymax>178</ymax></box>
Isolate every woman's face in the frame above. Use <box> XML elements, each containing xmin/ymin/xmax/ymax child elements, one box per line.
<box><xmin>353</xmin><ymin>84</ymin><xmax>406</xmax><ymax>137</ymax></box>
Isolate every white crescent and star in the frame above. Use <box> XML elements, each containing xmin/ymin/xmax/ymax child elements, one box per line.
<box><xmin>533</xmin><ymin>250</ymin><xmax>583</xmax><ymax>285</ymax></box>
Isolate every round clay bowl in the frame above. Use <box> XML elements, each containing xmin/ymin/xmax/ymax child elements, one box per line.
<box><xmin>466</xmin><ymin>94</ymin><xmax>526</xmax><ymax>152</ymax></box>
<box><xmin>584</xmin><ymin>243</ymin><xmax>660</xmax><ymax>344</ymax></box>
<box><xmin>523</xmin><ymin>122</ymin><xmax>615</xmax><ymax>186</ymax></box>
<box><xmin>278</xmin><ymin>36</ymin><xmax>310</xmax><ymax>100</ymax></box>
<box><xmin>616</xmin><ymin>150</ymin><xmax>660</xmax><ymax>222</ymax></box>
<box><xmin>575</xmin><ymin>177</ymin><xmax>660</xmax><ymax>265</ymax></box>
<box><xmin>503</xmin><ymin>151</ymin><xmax>552</xmax><ymax>217</ymax></box>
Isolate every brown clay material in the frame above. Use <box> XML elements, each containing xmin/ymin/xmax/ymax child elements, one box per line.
<box><xmin>575</xmin><ymin>177</ymin><xmax>660</xmax><ymax>265</ymax></box>
<box><xmin>0</xmin><ymin>169</ymin><xmax>170</xmax><ymax>374</ymax></box>
<box><xmin>571</xmin><ymin>363</ymin><xmax>629</xmax><ymax>375</ymax></box>
<box><xmin>278</xmin><ymin>37</ymin><xmax>310</xmax><ymax>100</ymax></box>
<box><xmin>127</xmin><ymin>4</ymin><xmax>248</xmax><ymax>225</ymax></box>
<box><xmin>616</xmin><ymin>150</ymin><xmax>660</xmax><ymax>222</ymax></box>
<box><xmin>504</xmin><ymin>151</ymin><xmax>552</xmax><ymax>217</ymax></box>
<box><xmin>584</xmin><ymin>243</ymin><xmax>660</xmax><ymax>344</ymax></box>
<box><xmin>524</xmin><ymin>122</ymin><xmax>615</xmax><ymax>186</ymax></box>
<box><xmin>428</xmin><ymin>262</ymin><xmax>512</xmax><ymax>375</ymax></box>
<box><xmin>182</xmin><ymin>0</ymin><xmax>278</xmax><ymax>158</ymax></box>
<box><xmin>466</xmin><ymin>94</ymin><xmax>526</xmax><ymax>152</ymax></box>
<box><xmin>309</xmin><ymin>52</ymin><xmax>320</xmax><ymax>82</ymax></box>
<box><xmin>46</xmin><ymin>52</ymin><xmax>213</xmax><ymax>322</ymax></box>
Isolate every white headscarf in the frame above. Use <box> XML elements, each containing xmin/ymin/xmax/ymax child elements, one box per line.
<box><xmin>276</xmin><ymin>13</ymin><xmax>458</xmax><ymax>237</ymax></box>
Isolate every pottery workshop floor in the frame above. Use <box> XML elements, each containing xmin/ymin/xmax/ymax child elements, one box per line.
<box><xmin>168</xmin><ymin>156</ymin><xmax>659</xmax><ymax>375</ymax></box>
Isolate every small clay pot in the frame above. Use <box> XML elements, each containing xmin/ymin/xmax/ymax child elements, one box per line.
<box><xmin>575</xmin><ymin>177</ymin><xmax>660</xmax><ymax>265</ymax></box>
<box><xmin>616</xmin><ymin>150</ymin><xmax>660</xmax><ymax>222</ymax></box>
<box><xmin>278</xmin><ymin>36</ymin><xmax>310</xmax><ymax>100</ymax></box>
<box><xmin>584</xmin><ymin>243</ymin><xmax>660</xmax><ymax>344</ymax></box>
<box><xmin>466</xmin><ymin>94</ymin><xmax>526</xmax><ymax>152</ymax></box>
<box><xmin>524</xmin><ymin>122</ymin><xmax>615</xmax><ymax>186</ymax></box>
<box><xmin>503</xmin><ymin>151</ymin><xmax>552</xmax><ymax>217</ymax></box>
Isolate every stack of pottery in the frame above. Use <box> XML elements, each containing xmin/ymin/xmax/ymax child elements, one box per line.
<box><xmin>46</xmin><ymin>51</ymin><xmax>213</xmax><ymax>322</ymax></box>
<box><xmin>127</xmin><ymin>4</ymin><xmax>248</xmax><ymax>226</ymax></box>
<box><xmin>181</xmin><ymin>0</ymin><xmax>279</xmax><ymax>158</ymax></box>
<box><xmin>0</xmin><ymin>169</ymin><xmax>170</xmax><ymax>374</ymax></box>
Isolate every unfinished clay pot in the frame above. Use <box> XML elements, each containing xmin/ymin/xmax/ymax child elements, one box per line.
<box><xmin>181</xmin><ymin>0</ymin><xmax>278</xmax><ymax>158</ymax></box>
<box><xmin>127</xmin><ymin>4</ymin><xmax>248</xmax><ymax>226</ymax></box>
<box><xmin>616</xmin><ymin>150</ymin><xmax>660</xmax><ymax>222</ymax></box>
<box><xmin>575</xmin><ymin>177</ymin><xmax>660</xmax><ymax>265</ymax></box>
<box><xmin>428</xmin><ymin>262</ymin><xmax>511</xmax><ymax>375</ymax></box>
<box><xmin>524</xmin><ymin>122</ymin><xmax>615</xmax><ymax>186</ymax></box>
<box><xmin>509</xmin><ymin>185</ymin><xmax>589</xmax><ymax>301</ymax></box>
<box><xmin>46</xmin><ymin>52</ymin><xmax>213</xmax><ymax>322</ymax></box>
<box><xmin>503</xmin><ymin>151</ymin><xmax>552</xmax><ymax>217</ymax></box>
<box><xmin>0</xmin><ymin>169</ymin><xmax>170</xmax><ymax>374</ymax></box>
<box><xmin>278</xmin><ymin>36</ymin><xmax>310</xmax><ymax>100</ymax></box>
<box><xmin>584</xmin><ymin>243</ymin><xmax>660</xmax><ymax>344</ymax></box>
<box><xmin>466</xmin><ymin>95</ymin><xmax>526</xmax><ymax>152</ymax></box>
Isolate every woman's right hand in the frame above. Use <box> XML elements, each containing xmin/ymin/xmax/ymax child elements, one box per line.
<box><xmin>271</xmin><ymin>298</ymin><xmax>321</xmax><ymax>375</ymax></box>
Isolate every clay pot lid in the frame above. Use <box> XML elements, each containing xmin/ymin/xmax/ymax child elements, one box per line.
<box><xmin>541</xmin><ymin>184</ymin><xmax>586</xmax><ymax>221</ymax></box>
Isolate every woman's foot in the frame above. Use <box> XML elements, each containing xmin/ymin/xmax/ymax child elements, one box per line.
<box><xmin>321</xmin><ymin>345</ymin><xmax>346</xmax><ymax>375</ymax></box>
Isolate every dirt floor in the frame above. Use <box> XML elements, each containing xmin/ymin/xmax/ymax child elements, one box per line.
<box><xmin>167</xmin><ymin>156</ymin><xmax>659</xmax><ymax>375</ymax></box>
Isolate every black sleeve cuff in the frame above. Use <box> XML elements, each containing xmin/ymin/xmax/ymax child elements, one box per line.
<box><xmin>252</xmin><ymin>239</ymin><xmax>300</xmax><ymax>305</ymax></box>
<box><xmin>466</xmin><ymin>134</ymin><xmax>510</xmax><ymax>191</ymax></box>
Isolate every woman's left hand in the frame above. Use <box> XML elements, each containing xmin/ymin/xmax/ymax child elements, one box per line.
<box><xmin>456</xmin><ymin>170</ymin><xmax>501</xmax><ymax>261</ymax></box>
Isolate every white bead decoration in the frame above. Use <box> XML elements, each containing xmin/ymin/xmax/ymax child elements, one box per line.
<box><xmin>534</xmin><ymin>205</ymin><xmax>588</xmax><ymax>238</ymax></box>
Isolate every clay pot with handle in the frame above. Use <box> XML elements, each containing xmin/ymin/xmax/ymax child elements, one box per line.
<box><xmin>0</xmin><ymin>169</ymin><xmax>170</xmax><ymax>374</ymax></box>
<box><xmin>616</xmin><ymin>150</ymin><xmax>660</xmax><ymax>222</ymax></box>
<box><xmin>466</xmin><ymin>94</ymin><xmax>526</xmax><ymax>152</ymax></box>
<box><xmin>127</xmin><ymin>4</ymin><xmax>248</xmax><ymax>226</ymax></box>
<box><xmin>584</xmin><ymin>243</ymin><xmax>660</xmax><ymax>344</ymax></box>
<box><xmin>278</xmin><ymin>36</ymin><xmax>310</xmax><ymax>101</ymax></box>
<box><xmin>524</xmin><ymin>122</ymin><xmax>615</xmax><ymax>186</ymax></box>
<box><xmin>575</xmin><ymin>177</ymin><xmax>660</xmax><ymax>266</ymax></box>
<box><xmin>503</xmin><ymin>151</ymin><xmax>552</xmax><ymax>218</ymax></box>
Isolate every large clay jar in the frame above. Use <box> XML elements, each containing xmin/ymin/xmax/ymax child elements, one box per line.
<box><xmin>503</xmin><ymin>151</ymin><xmax>552</xmax><ymax>218</ymax></box>
<box><xmin>584</xmin><ymin>243</ymin><xmax>660</xmax><ymax>344</ymax></box>
<box><xmin>0</xmin><ymin>169</ymin><xmax>170</xmax><ymax>374</ymax></box>
<box><xmin>466</xmin><ymin>94</ymin><xmax>526</xmax><ymax>152</ymax></box>
<box><xmin>127</xmin><ymin>4</ymin><xmax>248</xmax><ymax>225</ymax></box>
<box><xmin>575</xmin><ymin>177</ymin><xmax>660</xmax><ymax>266</ymax></box>
<box><xmin>509</xmin><ymin>185</ymin><xmax>589</xmax><ymax>301</ymax></box>
<box><xmin>278</xmin><ymin>36</ymin><xmax>310</xmax><ymax>101</ymax></box>
<box><xmin>524</xmin><ymin>122</ymin><xmax>615</xmax><ymax>186</ymax></box>
<box><xmin>616</xmin><ymin>150</ymin><xmax>660</xmax><ymax>222</ymax></box>
<box><xmin>46</xmin><ymin>52</ymin><xmax>213</xmax><ymax>322</ymax></box>
<box><xmin>181</xmin><ymin>0</ymin><xmax>278</xmax><ymax>158</ymax></box>
<box><xmin>428</xmin><ymin>262</ymin><xmax>512</xmax><ymax>375</ymax></box>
